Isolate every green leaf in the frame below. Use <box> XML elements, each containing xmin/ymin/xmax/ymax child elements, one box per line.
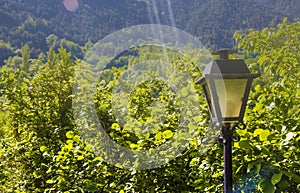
<box><xmin>253</xmin><ymin>103</ymin><xmax>263</xmax><ymax>113</ymax></box>
<box><xmin>181</xmin><ymin>87</ymin><xmax>188</xmax><ymax>97</ymax></box>
<box><xmin>66</xmin><ymin>143</ymin><xmax>73</xmax><ymax>151</ymax></box>
<box><xmin>193</xmin><ymin>116</ymin><xmax>202</xmax><ymax>122</ymax></box>
<box><xmin>40</xmin><ymin>146</ymin><xmax>47</xmax><ymax>152</ymax></box>
<box><xmin>261</xmin><ymin>180</ymin><xmax>275</xmax><ymax>193</ymax></box>
<box><xmin>33</xmin><ymin>171</ymin><xmax>38</xmax><ymax>178</ymax></box>
<box><xmin>254</xmin><ymin>84</ymin><xmax>261</xmax><ymax>91</ymax></box>
<box><xmin>163</xmin><ymin>130</ymin><xmax>173</xmax><ymax>139</ymax></box>
<box><xmin>46</xmin><ymin>179</ymin><xmax>55</xmax><ymax>184</ymax></box>
<box><xmin>253</xmin><ymin>128</ymin><xmax>263</xmax><ymax>136</ymax></box>
<box><xmin>258</xmin><ymin>56</ymin><xmax>270</xmax><ymax>65</ymax></box>
<box><xmin>73</xmin><ymin>135</ymin><xmax>81</xmax><ymax>143</ymax></box>
<box><xmin>188</xmin><ymin>122</ymin><xmax>197</xmax><ymax>131</ymax></box>
<box><xmin>239</xmin><ymin>140</ymin><xmax>249</xmax><ymax>149</ymax></box>
<box><xmin>66</xmin><ymin>131</ymin><xmax>74</xmax><ymax>139</ymax></box>
<box><xmin>93</xmin><ymin>156</ymin><xmax>103</xmax><ymax>162</ymax></box>
<box><xmin>130</xmin><ymin>143</ymin><xmax>139</xmax><ymax>149</ymax></box>
<box><xmin>254</xmin><ymin>129</ymin><xmax>271</xmax><ymax>141</ymax></box>
<box><xmin>112</xmin><ymin>123</ymin><xmax>120</xmax><ymax>129</ymax></box>
<box><xmin>235</xmin><ymin>165</ymin><xmax>243</xmax><ymax>174</ymax></box>
<box><xmin>212</xmin><ymin>172</ymin><xmax>222</xmax><ymax>178</ymax></box>
<box><xmin>66</xmin><ymin>139</ymin><xmax>73</xmax><ymax>144</ymax></box>
<box><xmin>25</xmin><ymin>152</ymin><xmax>30</xmax><ymax>157</ymax></box>
<box><xmin>292</xmin><ymin>174</ymin><xmax>300</xmax><ymax>184</ymax></box>
<box><xmin>189</xmin><ymin>158</ymin><xmax>199</xmax><ymax>166</ymax></box>
<box><xmin>247</xmin><ymin>163</ymin><xmax>253</xmax><ymax>173</ymax></box>
<box><xmin>155</xmin><ymin>132</ymin><xmax>162</xmax><ymax>141</ymax></box>
<box><xmin>271</xmin><ymin>173</ymin><xmax>282</xmax><ymax>185</ymax></box>
<box><xmin>236</xmin><ymin>129</ymin><xmax>248</xmax><ymax>137</ymax></box>
<box><xmin>254</xmin><ymin>163</ymin><xmax>261</xmax><ymax>174</ymax></box>
<box><xmin>259</xmin><ymin>130</ymin><xmax>271</xmax><ymax>141</ymax></box>
<box><xmin>77</xmin><ymin>155</ymin><xmax>84</xmax><ymax>161</ymax></box>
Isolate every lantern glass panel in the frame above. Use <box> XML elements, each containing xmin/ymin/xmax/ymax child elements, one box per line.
<box><xmin>214</xmin><ymin>79</ymin><xmax>248</xmax><ymax>118</ymax></box>
<box><xmin>202</xmin><ymin>82</ymin><xmax>215</xmax><ymax>118</ymax></box>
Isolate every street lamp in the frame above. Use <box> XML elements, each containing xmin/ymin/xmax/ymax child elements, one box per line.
<box><xmin>195</xmin><ymin>49</ymin><xmax>260</xmax><ymax>193</ymax></box>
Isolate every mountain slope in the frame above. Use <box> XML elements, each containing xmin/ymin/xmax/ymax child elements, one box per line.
<box><xmin>0</xmin><ymin>0</ymin><xmax>299</xmax><ymax>60</ymax></box>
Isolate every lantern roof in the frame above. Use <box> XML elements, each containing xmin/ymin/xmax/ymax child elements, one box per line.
<box><xmin>195</xmin><ymin>49</ymin><xmax>260</xmax><ymax>84</ymax></box>
<box><xmin>203</xmin><ymin>59</ymin><xmax>250</xmax><ymax>74</ymax></box>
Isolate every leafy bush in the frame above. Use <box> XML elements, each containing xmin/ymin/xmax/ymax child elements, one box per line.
<box><xmin>0</xmin><ymin>19</ymin><xmax>299</xmax><ymax>192</ymax></box>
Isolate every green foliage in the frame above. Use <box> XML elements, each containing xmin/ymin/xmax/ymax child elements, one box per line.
<box><xmin>233</xmin><ymin>19</ymin><xmax>300</xmax><ymax>192</ymax></box>
<box><xmin>0</xmin><ymin>0</ymin><xmax>299</xmax><ymax>61</ymax></box>
<box><xmin>0</xmin><ymin>19</ymin><xmax>299</xmax><ymax>192</ymax></box>
<box><xmin>0</xmin><ymin>40</ymin><xmax>15</xmax><ymax>66</ymax></box>
<box><xmin>0</xmin><ymin>47</ymin><xmax>75</xmax><ymax>192</ymax></box>
<box><xmin>21</xmin><ymin>44</ymin><xmax>31</xmax><ymax>72</ymax></box>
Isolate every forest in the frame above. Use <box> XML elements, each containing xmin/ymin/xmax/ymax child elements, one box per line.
<box><xmin>0</xmin><ymin>0</ymin><xmax>299</xmax><ymax>192</ymax></box>
<box><xmin>1</xmin><ymin>0</ymin><xmax>300</xmax><ymax>66</ymax></box>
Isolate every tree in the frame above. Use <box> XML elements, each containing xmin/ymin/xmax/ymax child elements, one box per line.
<box><xmin>0</xmin><ymin>41</ymin><xmax>14</xmax><ymax>67</ymax></box>
<box><xmin>20</xmin><ymin>44</ymin><xmax>31</xmax><ymax>72</ymax></box>
<box><xmin>0</xmin><ymin>47</ymin><xmax>75</xmax><ymax>192</ymax></box>
<box><xmin>233</xmin><ymin>18</ymin><xmax>300</xmax><ymax>193</ymax></box>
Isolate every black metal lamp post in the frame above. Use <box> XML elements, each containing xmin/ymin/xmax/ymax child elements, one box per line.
<box><xmin>195</xmin><ymin>49</ymin><xmax>260</xmax><ymax>193</ymax></box>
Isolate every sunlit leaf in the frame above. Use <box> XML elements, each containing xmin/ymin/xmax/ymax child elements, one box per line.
<box><xmin>259</xmin><ymin>130</ymin><xmax>271</xmax><ymax>141</ymax></box>
<box><xmin>40</xmin><ymin>146</ymin><xmax>47</xmax><ymax>152</ymax></box>
<box><xmin>46</xmin><ymin>179</ymin><xmax>55</xmax><ymax>184</ymax></box>
<box><xmin>163</xmin><ymin>130</ymin><xmax>173</xmax><ymax>139</ymax></box>
<box><xmin>73</xmin><ymin>135</ymin><xmax>81</xmax><ymax>143</ymax></box>
<box><xmin>254</xmin><ymin>129</ymin><xmax>271</xmax><ymax>141</ymax></box>
<box><xmin>66</xmin><ymin>131</ymin><xmax>74</xmax><ymax>139</ymax></box>
<box><xmin>77</xmin><ymin>156</ymin><xmax>84</xmax><ymax>161</ymax></box>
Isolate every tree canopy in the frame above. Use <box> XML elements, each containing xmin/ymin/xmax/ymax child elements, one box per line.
<box><xmin>0</xmin><ymin>0</ymin><xmax>299</xmax><ymax>62</ymax></box>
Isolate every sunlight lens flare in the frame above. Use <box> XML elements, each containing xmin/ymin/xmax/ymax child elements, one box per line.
<box><xmin>63</xmin><ymin>0</ymin><xmax>79</xmax><ymax>12</ymax></box>
<box><xmin>73</xmin><ymin>24</ymin><xmax>218</xmax><ymax>170</ymax></box>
